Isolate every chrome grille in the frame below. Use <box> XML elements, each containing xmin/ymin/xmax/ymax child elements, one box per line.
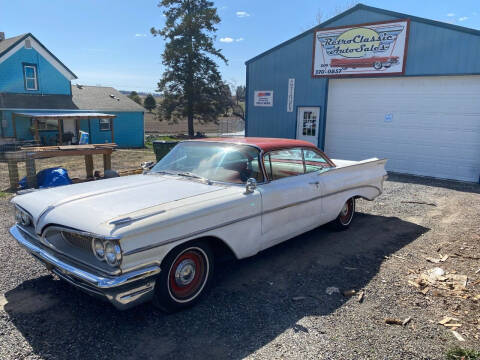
<box><xmin>61</xmin><ymin>232</ymin><xmax>92</xmax><ymax>252</ymax></box>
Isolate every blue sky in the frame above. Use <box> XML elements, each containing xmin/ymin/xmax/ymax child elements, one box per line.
<box><xmin>1</xmin><ymin>0</ymin><xmax>479</xmax><ymax>92</ymax></box>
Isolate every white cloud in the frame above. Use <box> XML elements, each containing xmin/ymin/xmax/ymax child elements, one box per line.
<box><xmin>135</xmin><ymin>33</ymin><xmax>147</xmax><ymax>37</ymax></box>
<box><xmin>220</xmin><ymin>37</ymin><xmax>234</xmax><ymax>43</ymax></box>
<box><xmin>235</xmin><ymin>37</ymin><xmax>244</xmax><ymax>42</ymax></box>
<box><xmin>236</xmin><ymin>11</ymin><xmax>250</xmax><ymax>18</ymax></box>
<box><xmin>446</xmin><ymin>13</ymin><xmax>455</xmax><ymax>17</ymax></box>
<box><xmin>459</xmin><ymin>16</ymin><xmax>468</xmax><ymax>21</ymax></box>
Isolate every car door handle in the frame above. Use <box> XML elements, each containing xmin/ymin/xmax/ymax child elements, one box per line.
<box><xmin>309</xmin><ymin>181</ymin><xmax>320</xmax><ymax>185</ymax></box>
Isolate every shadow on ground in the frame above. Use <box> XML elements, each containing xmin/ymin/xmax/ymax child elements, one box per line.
<box><xmin>5</xmin><ymin>213</ymin><xmax>428</xmax><ymax>360</ymax></box>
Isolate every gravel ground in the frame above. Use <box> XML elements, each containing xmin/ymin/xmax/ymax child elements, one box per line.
<box><xmin>0</xmin><ymin>173</ymin><xmax>479</xmax><ymax>359</ymax></box>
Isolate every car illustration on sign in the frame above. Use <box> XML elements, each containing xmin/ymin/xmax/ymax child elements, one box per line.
<box><xmin>9</xmin><ymin>137</ymin><xmax>387</xmax><ymax>312</ymax></box>
<box><xmin>330</xmin><ymin>56</ymin><xmax>399</xmax><ymax>70</ymax></box>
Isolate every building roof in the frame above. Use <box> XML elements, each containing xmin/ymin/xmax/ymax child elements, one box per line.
<box><xmin>189</xmin><ymin>137</ymin><xmax>318</xmax><ymax>152</ymax></box>
<box><xmin>245</xmin><ymin>3</ymin><xmax>480</xmax><ymax>65</ymax></box>
<box><xmin>71</xmin><ymin>85</ymin><xmax>145</xmax><ymax>111</ymax></box>
<box><xmin>0</xmin><ymin>33</ymin><xmax>27</xmax><ymax>54</ymax></box>
<box><xmin>0</xmin><ymin>85</ymin><xmax>145</xmax><ymax>112</ymax></box>
<box><xmin>13</xmin><ymin>111</ymin><xmax>116</xmax><ymax>119</ymax></box>
<box><xmin>0</xmin><ymin>33</ymin><xmax>77</xmax><ymax>79</ymax></box>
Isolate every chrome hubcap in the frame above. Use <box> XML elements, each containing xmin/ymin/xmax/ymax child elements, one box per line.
<box><xmin>174</xmin><ymin>259</ymin><xmax>196</xmax><ymax>286</ymax></box>
<box><xmin>341</xmin><ymin>203</ymin><xmax>349</xmax><ymax>216</ymax></box>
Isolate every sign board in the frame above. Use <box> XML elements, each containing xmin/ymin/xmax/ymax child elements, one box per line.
<box><xmin>312</xmin><ymin>20</ymin><xmax>409</xmax><ymax>77</ymax></box>
<box><xmin>254</xmin><ymin>91</ymin><xmax>273</xmax><ymax>107</ymax></box>
<box><xmin>287</xmin><ymin>79</ymin><xmax>295</xmax><ymax>112</ymax></box>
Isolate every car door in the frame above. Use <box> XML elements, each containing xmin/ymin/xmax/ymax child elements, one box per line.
<box><xmin>257</xmin><ymin>147</ymin><xmax>325</xmax><ymax>249</ymax></box>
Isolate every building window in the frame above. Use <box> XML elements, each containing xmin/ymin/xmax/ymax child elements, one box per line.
<box><xmin>99</xmin><ymin>118</ymin><xmax>111</xmax><ymax>131</ymax></box>
<box><xmin>23</xmin><ymin>64</ymin><xmax>38</xmax><ymax>91</ymax></box>
<box><xmin>36</xmin><ymin>119</ymin><xmax>58</xmax><ymax>131</ymax></box>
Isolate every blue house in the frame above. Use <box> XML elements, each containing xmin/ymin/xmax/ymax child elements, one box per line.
<box><xmin>0</xmin><ymin>32</ymin><xmax>145</xmax><ymax>148</ymax></box>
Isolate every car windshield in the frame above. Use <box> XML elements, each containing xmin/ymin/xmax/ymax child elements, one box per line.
<box><xmin>150</xmin><ymin>142</ymin><xmax>264</xmax><ymax>184</ymax></box>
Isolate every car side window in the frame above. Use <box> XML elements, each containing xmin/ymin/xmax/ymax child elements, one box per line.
<box><xmin>303</xmin><ymin>148</ymin><xmax>331</xmax><ymax>173</ymax></box>
<box><xmin>265</xmin><ymin>148</ymin><xmax>305</xmax><ymax>180</ymax></box>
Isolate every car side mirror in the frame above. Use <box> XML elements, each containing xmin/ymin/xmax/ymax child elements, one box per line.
<box><xmin>245</xmin><ymin>178</ymin><xmax>257</xmax><ymax>194</ymax></box>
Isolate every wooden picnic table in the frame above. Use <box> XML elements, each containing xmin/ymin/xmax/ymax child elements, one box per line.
<box><xmin>3</xmin><ymin>143</ymin><xmax>117</xmax><ymax>190</ymax></box>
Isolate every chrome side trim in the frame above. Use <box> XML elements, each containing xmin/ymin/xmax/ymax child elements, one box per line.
<box><xmin>10</xmin><ymin>225</ymin><xmax>160</xmax><ymax>289</ymax></box>
<box><xmin>123</xmin><ymin>184</ymin><xmax>382</xmax><ymax>256</ymax></box>
<box><xmin>109</xmin><ymin>210</ymin><xmax>167</xmax><ymax>226</ymax></box>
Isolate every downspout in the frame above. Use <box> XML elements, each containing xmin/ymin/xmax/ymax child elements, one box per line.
<box><xmin>245</xmin><ymin>63</ymin><xmax>249</xmax><ymax>136</ymax></box>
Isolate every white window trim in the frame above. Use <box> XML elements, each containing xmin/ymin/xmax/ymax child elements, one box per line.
<box><xmin>99</xmin><ymin>118</ymin><xmax>111</xmax><ymax>131</ymax></box>
<box><xmin>24</xmin><ymin>65</ymin><xmax>38</xmax><ymax>91</ymax></box>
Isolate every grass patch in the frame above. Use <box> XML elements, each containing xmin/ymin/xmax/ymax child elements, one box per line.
<box><xmin>0</xmin><ymin>191</ymin><xmax>9</xmax><ymax>198</ymax></box>
<box><xmin>446</xmin><ymin>347</ymin><xmax>480</xmax><ymax>360</ymax></box>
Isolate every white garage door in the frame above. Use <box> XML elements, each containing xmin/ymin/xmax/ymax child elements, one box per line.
<box><xmin>325</xmin><ymin>76</ymin><xmax>480</xmax><ymax>182</ymax></box>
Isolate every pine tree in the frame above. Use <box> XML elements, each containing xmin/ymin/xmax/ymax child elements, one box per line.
<box><xmin>151</xmin><ymin>0</ymin><xmax>228</xmax><ymax>137</ymax></box>
<box><xmin>143</xmin><ymin>94</ymin><xmax>157</xmax><ymax>112</ymax></box>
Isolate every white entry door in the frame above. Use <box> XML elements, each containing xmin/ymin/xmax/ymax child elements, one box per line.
<box><xmin>297</xmin><ymin>107</ymin><xmax>320</xmax><ymax>146</ymax></box>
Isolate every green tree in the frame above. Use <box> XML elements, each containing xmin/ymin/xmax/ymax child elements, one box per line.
<box><xmin>235</xmin><ymin>85</ymin><xmax>245</xmax><ymax>105</ymax></box>
<box><xmin>128</xmin><ymin>91</ymin><xmax>142</xmax><ymax>105</ymax></box>
<box><xmin>151</xmin><ymin>0</ymin><xmax>227</xmax><ymax>137</ymax></box>
<box><xmin>143</xmin><ymin>94</ymin><xmax>157</xmax><ymax>112</ymax></box>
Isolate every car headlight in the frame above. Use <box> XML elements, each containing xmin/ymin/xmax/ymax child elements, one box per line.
<box><xmin>14</xmin><ymin>207</ymin><xmax>32</xmax><ymax>226</ymax></box>
<box><xmin>91</xmin><ymin>238</ymin><xmax>122</xmax><ymax>266</ymax></box>
<box><xmin>104</xmin><ymin>240</ymin><xmax>122</xmax><ymax>266</ymax></box>
<box><xmin>92</xmin><ymin>238</ymin><xmax>105</xmax><ymax>260</ymax></box>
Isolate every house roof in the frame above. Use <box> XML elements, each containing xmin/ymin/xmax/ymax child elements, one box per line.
<box><xmin>189</xmin><ymin>137</ymin><xmax>318</xmax><ymax>152</ymax></box>
<box><xmin>245</xmin><ymin>3</ymin><xmax>480</xmax><ymax>65</ymax></box>
<box><xmin>13</xmin><ymin>111</ymin><xmax>116</xmax><ymax>119</ymax></box>
<box><xmin>0</xmin><ymin>33</ymin><xmax>27</xmax><ymax>54</ymax></box>
<box><xmin>0</xmin><ymin>85</ymin><xmax>145</xmax><ymax>112</ymax></box>
<box><xmin>71</xmin><ymin>85</ymin><xmax>145</xmax><ymax>111</ymax></box>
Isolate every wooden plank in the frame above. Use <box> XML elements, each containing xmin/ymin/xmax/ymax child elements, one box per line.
<box><xmin>103</xmin><ymin>153</ymin><xmax>112</xmax><ymax>171</ymax></box>
<box><xmin>7</xmin><ymin>160</ymin><xmax>19</xmax><ymax>190</ymax></box>
<box><xmin>25</xmin><ymin>155</ymin><xmax>37</xmax><ymax>188</ymax></box>
<box><xmin>84</xmin><ymin>154</ymin><xmax>94</xmax><ymax>178</ymax></box>
<box><xmin>59</xmin><ymin>145</ymin><xmax>95</xmax><ymax>150</ymax></box>
<box><xmin>34</xmin><ymin>119</ymin><xmax>40</xmax><ymax>142</ymax></box>
<box><xmin>33</xmin><ymin>148</ymin><xmax>113</xmax><ymax>159</ymax></box>
<box><xmin>110</xmin><ymin>118</ymin><xmax>115</xmax><ymax>143</ymax></box>
<box><xmin>57</xmin><ymin>119</ymin><xmax>62</xmax><ymax>145</ymax></box>
<box><xmin>12</xmin><ymin>113</ymin><xmax>17</xmax><ymax>139</ymax></box>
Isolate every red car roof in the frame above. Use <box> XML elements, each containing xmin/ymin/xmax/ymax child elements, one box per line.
<box><xmin>188</xmin><ymin>137</ymin><xmax>319</xmax><ymax>152</ymax></box>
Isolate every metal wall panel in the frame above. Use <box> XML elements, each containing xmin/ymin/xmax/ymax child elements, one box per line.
<box><xmin>246</xmin><ymin>7</ymin><xmax>480</xmax><ymax>146</ymax></box>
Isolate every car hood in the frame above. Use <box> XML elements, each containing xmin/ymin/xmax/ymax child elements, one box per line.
<box><xmin>12</xmin><ymin>174</ymin><xmax>227</xmax><ymax>234</ymax></box>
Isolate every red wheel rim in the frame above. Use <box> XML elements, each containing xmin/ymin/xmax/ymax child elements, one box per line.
<box><xmin>339</xmin><ymin>199</ymin><xmax>354</xmax><ymax>225</ymax></box>
<box><xmin>168</xmin><ymin>249</ymin><xmax>207</xmax><ymax>301</ymax></box>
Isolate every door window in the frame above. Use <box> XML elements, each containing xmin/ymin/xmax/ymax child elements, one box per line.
<box><xmin>303</xmin><ymin>148</ymin><xmax>331</xmax><ymax>173</ymax></box>
<box><xmin>302</xmin><ymin>111</ymin><xmax>317</xmax><ymax>136</ymax></box>
<box><xmin>264</xmin><ymin>148</ymin><xmax>305</xmax><ymax>180</ymax></box>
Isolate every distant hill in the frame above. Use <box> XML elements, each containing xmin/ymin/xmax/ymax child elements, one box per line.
<box><xmin>119</xmin><ymin>90</ymin><xmax>162</xmax><ymax>98</ymax></box>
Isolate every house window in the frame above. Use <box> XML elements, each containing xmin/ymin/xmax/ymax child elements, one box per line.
<box><xmin>37</xmin><ymin>119</ymin><xmax>58</xmax><ymax>130</ymax></box>
<box><xmin>23</xmin><ymin>64</ymin><xmax>38</xmax><ymax>90</ymax></box>
<box><xmin>99</xmin><ymin>118</ymin><xmax>111</xmax><ymax>131</ymax></box>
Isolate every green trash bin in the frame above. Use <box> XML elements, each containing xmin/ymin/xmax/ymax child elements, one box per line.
<box><xmin>152</xmin><ymin>140</ymin><xmax>178</xmax><ymax>161</ymax></box>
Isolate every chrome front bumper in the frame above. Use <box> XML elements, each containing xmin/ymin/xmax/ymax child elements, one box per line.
<box><xmin>9</xmin><ymin>225</ymin><xmax>161</xmax><ymax>310</ymax></box>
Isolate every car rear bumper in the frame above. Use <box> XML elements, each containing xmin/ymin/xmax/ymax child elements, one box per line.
<box><xmin>10</xmin><ymin>225</ymin><xmax>160</xmax><ymax>310</ymax></box>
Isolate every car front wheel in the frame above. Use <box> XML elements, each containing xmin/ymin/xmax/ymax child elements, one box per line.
<box><xmin>153</xmin><ymin>241</ymin><xmax>213</xmax><ymax>313</ymax></box>
<box><xmin>332</xmin><ymin>197</ymin><xmax>355</xmax><ymax>230</ymax></box>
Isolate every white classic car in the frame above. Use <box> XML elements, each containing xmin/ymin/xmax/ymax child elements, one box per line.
<box><xmin>10</xmin><ymin>137</ymin><xmax>387</xmax><ymax>312</ymax></box>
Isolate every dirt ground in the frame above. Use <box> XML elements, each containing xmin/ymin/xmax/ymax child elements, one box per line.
<box><xmin>0</xmin><ymin>149</ymin><xmax>156</xmax><ymax>191</ymax></box>
<box><xmin>0</xmin><ymin>174</ymin><xmax>479</xmax><ymax>359</ymax></box>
